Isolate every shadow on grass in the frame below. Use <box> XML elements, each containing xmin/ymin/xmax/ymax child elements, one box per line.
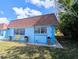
<box><xmin>0</xmin><ymin>43</ymin><xmax>77</xmax><ymax>59</ymax></box>
<box><xmin>0</xmin><ymin>36</ymin><xmax>78</xmax><ymax>59</ymax></box>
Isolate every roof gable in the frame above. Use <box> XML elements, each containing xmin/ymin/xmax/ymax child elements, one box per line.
<box><xmin>9</xmin><ymin>13</ymin><xmax>58</xmax><ymax>28</ymax></box>
<box><xmin>0</xmin><ymin>23</ymin><xmax>8</xmax><ymax>30</ymax></box>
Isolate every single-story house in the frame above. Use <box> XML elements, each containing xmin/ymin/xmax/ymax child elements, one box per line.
<box><xmin>0</xmin><ymin>13</ymin><xmax>60</xmax><ymax>45</ymax></box>
<box><xmin>7</xmin><ymin>13</ymin><xmax>58</xmax><ymax>45</ymax></box>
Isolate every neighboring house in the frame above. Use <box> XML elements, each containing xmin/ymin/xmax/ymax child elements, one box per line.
<box><xmin>7</xmin><ymin>13</ymin><xmax>58</xmax><ymax>45</ymax></box>
<box><xmin>0</xmin><ymin>23</ymin><xmax>8</xmax><ymax>40</ymax></box>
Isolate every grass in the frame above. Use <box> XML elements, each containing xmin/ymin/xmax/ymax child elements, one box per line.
<box><xmin>0</xmin><ymin>38</ymin><xmax>78</xmax><ymax>59</ymax></box>
<box><xmin>0</xmin><ymin>42</ymin><xmax>25</xmax><ymax>53</ymax></box>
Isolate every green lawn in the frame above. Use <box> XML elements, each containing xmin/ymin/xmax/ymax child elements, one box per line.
<box><xmin>0</xmin><ymin>42</ymin><xmax>25</xmax><ymax>53</ymax></box>
<box><xmin>0</xmin><ymin>38</ymin><xmax>78</xmax><ymax>59</ymax></box>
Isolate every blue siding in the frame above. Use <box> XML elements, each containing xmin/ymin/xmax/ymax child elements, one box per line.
<box><xmin>4</xmin><ymin>25</ymin><xmax>56</xmax><ymax>45</ymax></box>
<box><xmin>7</xmin><ymin>28</ymin><xmax>15</xmax><ymax>40</ymax></box>
<box><xmin>0</xmin><ymin>30</ymin><xmax>5</xmax><ymax>39</ymax></box>
<box><xmin>8</xmin><ymin>28</ymin><xmax>14</xmax><ymax>36</ymax></box>
<box><xmin>34</xmin><ymin>34</ymin><xmax>47</xmax><ymax>44</ymax></box>
<box><xmin>25</xmin><ymin>27</ymin><xmax>34</xmax><ymax>43</ymax></box>
<box><xmin>0</xmin><ymin>30</ymin><xmax>8</xmax><ymax>40</ymax></box>
<box><xmin>17</xmin><ymin>27</ymin><xmax>34</xmax><ymax>43</ymax></box>
<box><xmin>5</xmin><ymin>29</ymin><xmax>9</xmax><ymax>38</ymax></box>
<box><xmin>47</xmin><ymin>26</ymin><xmax>56</xmax><ymax>44</ymax></box>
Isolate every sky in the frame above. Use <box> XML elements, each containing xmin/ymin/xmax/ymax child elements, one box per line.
<box><xmin>0</xmin><ymin>0</ymin><xmax>57</xmax><ymax>24</ymax></box>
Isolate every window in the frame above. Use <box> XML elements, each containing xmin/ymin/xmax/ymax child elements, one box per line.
<box><xmin>14</xmin><ymin>28</ymin><xmax>25</xmax><ymax>35</ymax></box>
<box><xmin>34</xmin><ymin>27</ymin><xmax>40</xmax><ymax>33</ymax></box>
<box><xmin>34</xmin><ymin>26</ymin><xmax>47</xmax><ymax>34</ymax></box>
<box><xmin>41</xmin><ymin>27</ymin><xmax>47</xmax><ymax>33</ymax></box>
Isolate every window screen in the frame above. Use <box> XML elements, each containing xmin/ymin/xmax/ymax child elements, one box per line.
<box><xmin>14</xmin><ymin>28</ymin><xmax>25</xmax><ymax>35</ymax></box>
<box><xmin>34</xmin><ymin>26</ymin><xmax>47</xmax><ymax>34</ymax></box>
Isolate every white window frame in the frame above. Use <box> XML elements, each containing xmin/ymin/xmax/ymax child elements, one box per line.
<box><xmin>34</xmin><ymin>26</ymin><xmax>47</xmax><ymax>34</ymax></box>
<box><xmin>14</xmin><ymin>28</ymin><xmax>25</xmax><ymax>35</ymax></box>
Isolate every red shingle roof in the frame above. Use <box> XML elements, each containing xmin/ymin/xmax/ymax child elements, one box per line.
<box><xmin>9</xmin><ymin>13</ymin><xmax>58</xmax><ymax>28</ymax></box>
<box><xmin>0</xmin><ymin>23</ymin><xmax>8</xmax><ymax>30</ymax></box>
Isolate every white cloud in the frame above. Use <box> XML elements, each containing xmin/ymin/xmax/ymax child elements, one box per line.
<box><xmin>26</xmin><ymin>0</ymin><xmax>40</xmax><ymax>5</ymax></box>
<box><xmin>13</xmin><ymin>7</ymin><xmax>42</xmax><ymax>19</ymax></box>
<box><xmin>25</xmin><ymin>0</ymin><xmax>55</xmax><ymax>8</ymax></box>
<box><xmin>0</xmin><ymin>18</ymin><xmax>9</xmax><ymax>24</ymax></box>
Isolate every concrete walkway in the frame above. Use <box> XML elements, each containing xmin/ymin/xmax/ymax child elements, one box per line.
<box><xmin>26</xmin><ymin>42</ymin><xmax>63</xmax><ymax>48</ymax></box>
<box><xmin>0</xmin><ymin>40</ymin><xmax>63</xmax><ymax>48</ymax></box>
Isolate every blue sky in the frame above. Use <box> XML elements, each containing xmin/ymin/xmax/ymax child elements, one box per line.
<box><xmin>0</xmin><ymin>0</ymin><xmax>57</xmax><ymax>23</ymax></box>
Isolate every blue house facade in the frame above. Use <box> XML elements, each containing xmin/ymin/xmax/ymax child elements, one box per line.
<box><xmin>8</xmin><ymin>26</ymin><xmax>56</xmax><ymax>44</ymax></box>
<box><xmin>7</xmin><ymin>13</ymin><xmax>58</xmax><ymax>45</ymax></box>
<box><xmin>0</xmin><ymin>24</ymin><xmax>8</xmax><ymax>40</ymax></box>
